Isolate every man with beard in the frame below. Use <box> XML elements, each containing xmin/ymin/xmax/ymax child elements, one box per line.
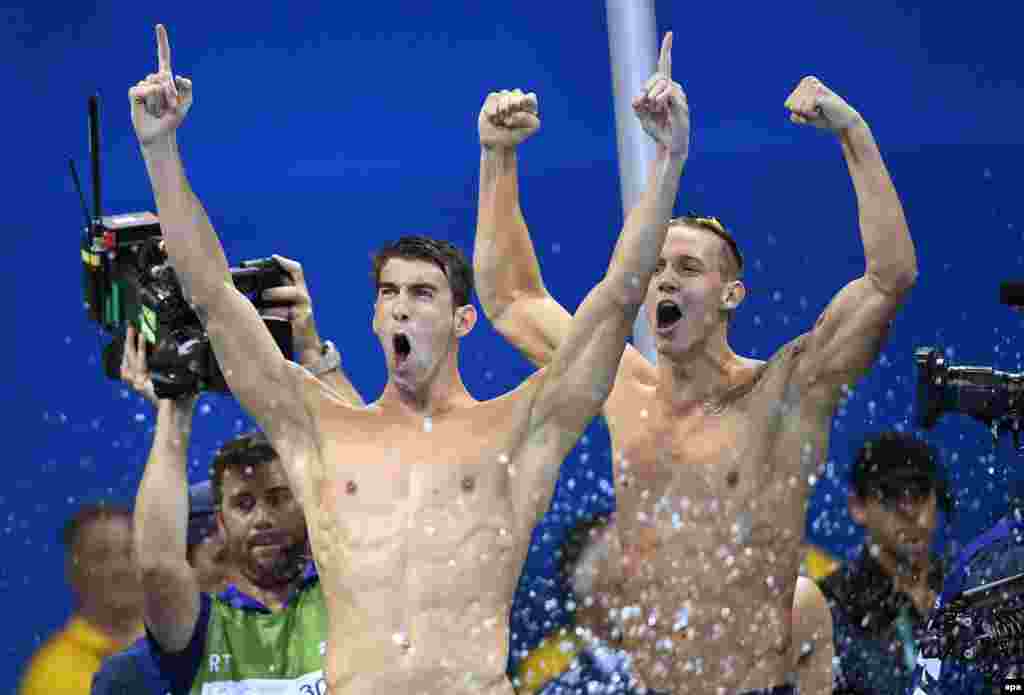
<box><xmin>473</xmin><ymin>74</ymin><xmax>916</xmax><ymax>692</ymax></box>
<box><xmin>129</xmin><ymin>24</ymin><xmax>687</xmax><ymax>695</ymax></box>
<box><xmin>123</xmin><ymin>324</ymin><xmax>327</xmax><ymax>692</ymax></box>
<box><xmin>93</xmin><ymin>251</ymin><xmax>344</xmax><ymax>693</ymax></box>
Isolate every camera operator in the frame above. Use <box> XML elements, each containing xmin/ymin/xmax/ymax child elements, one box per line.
<box><xmin>911</xmin><ymin>480</ymin><xmax>1024</xmax><ymax>695</ymax></box>
<box><xmin>819</xmin><ymin>432</ymin><xmax>948</xmax><ymax>695</ymax></box>
<box><xmin>92</xmin><ymin>257</ymin><xmax>355</xmax><ymax>694</ymax></box>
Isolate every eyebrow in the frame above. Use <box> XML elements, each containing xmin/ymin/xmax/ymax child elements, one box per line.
<box><xmin>378</xmin><ymin>281</ymin><xmax>440</xmax><ymax>292</ymax></box>
<box><xmin>663</xmin><ymin>254</ymin><xmax>705</xmax><ymax>266</ymax></box>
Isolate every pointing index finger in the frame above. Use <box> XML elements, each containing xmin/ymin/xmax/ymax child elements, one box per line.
<box><xmin>657</xmin><ymin>32</ymin><xmax>673</xmax><ymax>78</ymax></box>
<box><xmin>156</xmin><ymin>24</ymin><xmax>172</xmax><ymax>73</ymax></box>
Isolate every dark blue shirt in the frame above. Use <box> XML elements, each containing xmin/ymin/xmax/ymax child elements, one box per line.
<box><xmin>90</xmin><ymin>637</ymin><xmax>167</xmax><ymax>695</ymax></box>
<box><xmin>819</xmin><ymin>543</ymin><xmax>944</xmax><ymax>695</ymax></box>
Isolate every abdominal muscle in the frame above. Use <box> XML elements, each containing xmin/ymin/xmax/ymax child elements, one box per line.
<box><xmin>308</xmin><ymin>475</ymin><xmax>525</xmax><ymax>695</ymax></box>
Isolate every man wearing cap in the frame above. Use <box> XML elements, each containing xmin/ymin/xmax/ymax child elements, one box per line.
<box><xmin>819</xmin><ymin>431</ymin><xmax>947</xmax><ymax>695</ymax></box>
<box><xmin>91</xmin><ymin>481</ymin><xmax>228</xmax><ymax>694</ymax></box>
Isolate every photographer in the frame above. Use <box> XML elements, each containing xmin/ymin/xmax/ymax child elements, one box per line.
<box><xmin>820</xmin><ymin>432</ymin><xmax>947</xmax><ymax>695</ymax></box>
<box><xmin>911</xmin><ymin>481</ymin><xmax>1024</xmax><ymax>695</ymax></box>
<box><xmin>93</xmin><ymin>257</ymin><xmax>355</xmax><ymax>694</ymax></box>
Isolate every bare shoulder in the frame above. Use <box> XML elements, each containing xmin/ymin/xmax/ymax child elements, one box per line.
<box><xmin>606</xmin><ymin>345</ymin><xmax>658</xmax><ymax>412</ymax></box>
<box><xmin>485</xmin><ymin>366</ymin><xmax>549</xmax><ymax>421</ymax></box>
<box><xmin>276</xmin><ymin>361</ymin><xmax>374</xmax><ymax>450</ymax></box>
<box><xmin>764</xmin><ymin>332</ymin><xmax>813</xmax><ymax>374</ymax></box>
<box><xmin>620</xmin><ymin>345</ymin><xmax>658</xmax><ymax>387</ymax></box>
<box><xmin>738</xmin><ymin>332</ymin><xmax>816</xmax><ymax>396</ymax></box>
<box><xmin>282</xmin><ymin>361</ymin><xmax>360</xmax><ymax>414</ymax></box>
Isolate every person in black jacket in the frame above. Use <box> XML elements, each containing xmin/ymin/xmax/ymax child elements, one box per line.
<box><xmin>820</xmin><ymin>432</ymin><xmax>948</xmax><ymax>695</ymax></box>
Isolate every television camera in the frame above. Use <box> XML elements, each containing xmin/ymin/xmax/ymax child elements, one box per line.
<box><xmin>71</xmin><ymin>94</ymin><xmax>292</xmax><ymax>399</ymax></box>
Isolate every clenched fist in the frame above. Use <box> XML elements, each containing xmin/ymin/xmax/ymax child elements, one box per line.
<box><xmin>479</xmin><ymin>89</ymin><xmax>540</xmax><ymax>149</ymax></box>
<box><xmin>632</xmin><ymin>32</ymin><xmax>689</xmax><ymax>158</ymax></box>
<box><xmin>129</xmin><ymin>24</ymin><xmax>193</xmax><ymax>147</ymax></box>
<box><xmin>784</xmin><ymin>76</ymin><xmax>863</xmax><ymax>134</ymax></box>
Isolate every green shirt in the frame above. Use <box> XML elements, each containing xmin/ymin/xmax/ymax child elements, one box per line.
<box><xmin>149</xmin><ymin>564</ymin><xmax>327</xmax><ymax>695</ymax></box>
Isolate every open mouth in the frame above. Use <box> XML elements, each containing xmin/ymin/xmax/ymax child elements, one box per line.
<box><xmin>393</xmin><ymin>333</ymin><xmax>411</xmax><ymax>366</ymax></box>
<box><xmin>249</xmin><ymin>531</ymin><xmax>287</xmax><ymax>549</ymax></box>
<box><xmin>656</xmin><ymin>300</ymin><xmax>683</xmax><ymax>330</ymax></box>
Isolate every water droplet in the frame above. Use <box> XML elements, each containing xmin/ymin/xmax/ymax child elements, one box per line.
<box><xmin>673</xmin><ymin>606</ymin><xmax>689</xmax><ymax>631</ymax></box>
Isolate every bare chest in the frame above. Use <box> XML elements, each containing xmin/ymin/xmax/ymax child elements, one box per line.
<box><xmin>305</xmin><ymin>409</ymin><xmax>524</xmax><ymax>554</ymax></box>
<box><xmin>609</xmin><ymin>387</ymin><xmax>820</xmax><ymax>588</ymax></box>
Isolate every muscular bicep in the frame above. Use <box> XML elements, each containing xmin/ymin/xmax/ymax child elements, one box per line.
<box><xmin>529</xmin><ymin>279</ymin><xmax>636</xmax><ymax>442</ymax></box>
<box><xmin>797</xmin><ymin>275</ymin><xmax>908</xmax><ymax>405</ymax></box>
<box><xmin>202</xmin><ymin>282</ymin><xmax>314</xmax><ymax>454</ymax></box>
<box><xmin>491</xmin><ymin>294</ymin><xmax>572</xmax><ymax>369</ymax></box>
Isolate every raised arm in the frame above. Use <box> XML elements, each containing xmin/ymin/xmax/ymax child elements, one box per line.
<box><xmin>474</xmin><ymin>79</ymin><xmax>664</xmax><ymax>384</ymax></box>
<box><xmin>130</xmin><ymin>25</ymin><xmax>313</xmax><ymax>469</ymax></box>
<box><xmin>121</xmin><ymin>325</ymin><xmax>201</xmax><ymax>651</ymax></box>
<box><xmin>474</xmin><ymin>88</ymin><xmax>568</xmax><ymax>367</ymax></box>
<box><xmin>528</xmin><ymin>33</ymin><xmax>688</xmax><ymax>442</ymax></box>
<box><xmin>784</xmin><ymin>77</ymin><xmax>918</xmax><ymax>406</ymax></box>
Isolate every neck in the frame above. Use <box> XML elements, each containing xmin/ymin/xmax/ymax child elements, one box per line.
<box><xmin>381</xmin><ymin>352</ymin><xmax>473</xmax><ymax>417</ymax></box>
<box><xmin>872</xmin><ymin>540</ymin><xmax>931</xmax><ymax>589</ymax></box>
<box><xmin>228</xmin><ymin>564</ymin><xmax>307</xmax><ymax>613</ymax></box>
<box><xmin>75</xmin><ymin>604</ymin><xmax>142</xmax><ymax>646</ymax></box>
<box><xmin>654</xmin><ymin>330</ymin><xmax>741</xmax><ymax>411</ymax></box>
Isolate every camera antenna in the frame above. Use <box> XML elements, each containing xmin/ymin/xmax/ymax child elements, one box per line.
<box><xmin>68</xmin><ymin>157</ymin><xmax>91</xmax><ymax>230</ymax></box>
<box><xmin>88</xmin><ymin>93</ymin><xmax>102</xmax><ymax>224</ymax></box>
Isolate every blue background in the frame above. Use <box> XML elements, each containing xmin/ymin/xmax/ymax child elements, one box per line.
<box><xmin>5</xmin><ymin>1</ymin><xmax>1024</xmax><ymax>689</ymax></box>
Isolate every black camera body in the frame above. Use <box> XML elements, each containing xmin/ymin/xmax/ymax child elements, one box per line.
<box><xmin>919</xmin><ymin>572</ymin><xmax>1024</xmax><ymax>670</ymax></box>
<box><xmin>914</xmin><ymin>347</ymin><xmax>1024</xmax><ymax>438</ymax></box>
<box><xmin>75</xmin><ymin>94</ymin><xmax>292</xmax><ymax>399</ymax></box>
<box><xmin>82</xmin><ymin>214</ymin><xmax>293</xmax><ymax>398</ymax></box>
<box><xmin>914</xmin><ymin>282</ymin><xmax>1024</xmax><ymax>446</ymax></box>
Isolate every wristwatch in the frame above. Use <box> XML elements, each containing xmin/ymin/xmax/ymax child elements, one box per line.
<box><xmin>309</xmin><ymin>340</ymin><xmax>341</xmax><ymax>377</ymax></box>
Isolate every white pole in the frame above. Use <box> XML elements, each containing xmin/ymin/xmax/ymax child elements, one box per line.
<box><xmin>606</xmin><ymin>0</ymin><xmax>659</xmax><ymax>364</ymax></box>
